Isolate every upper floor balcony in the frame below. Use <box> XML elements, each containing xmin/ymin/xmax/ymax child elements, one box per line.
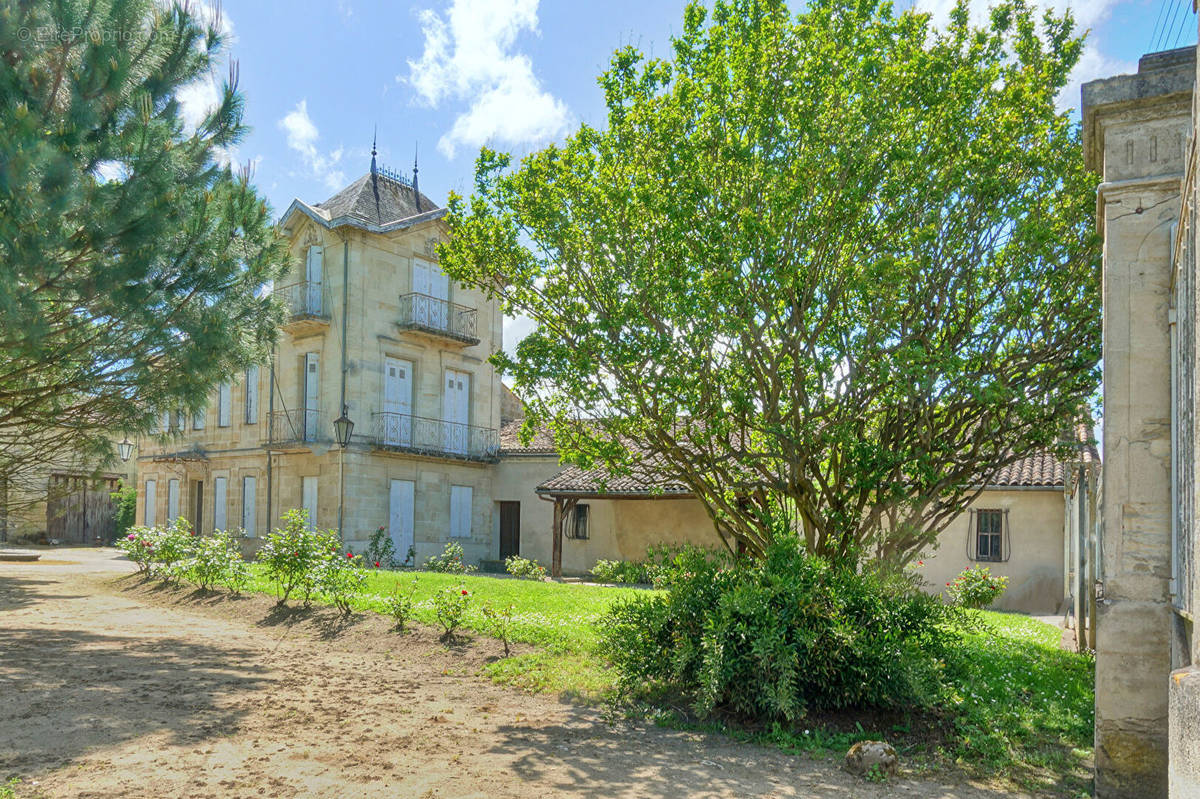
<box><xmin>277</xmin><ymin>281</ymin><xmax>331</xmax><ymax>334</ymax></box>
<box><xmin>396</xmin><ymin>293</ymin><xmax>480</xmax><ymax>346</ymax></box>
<box><xmin>371</xmin><ymin>412</ymin><xmax>499</xmax><ymax>463</ymax></box>
<box><xmin>266</xmin><ymin>407</ymin><xmax>327</xmax><ymax>450</ymax></box>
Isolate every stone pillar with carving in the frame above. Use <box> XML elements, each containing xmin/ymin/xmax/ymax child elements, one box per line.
<box><xmin>1083</xmin><ymin>47</ymin><xmax>1196</xmax><ymax>799</ymax></box>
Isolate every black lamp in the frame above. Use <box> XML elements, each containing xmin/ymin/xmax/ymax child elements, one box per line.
<box><xmin>333</xmin><ymin>405</ymin><xmax>354</xmax><ymax>449</ymax></box>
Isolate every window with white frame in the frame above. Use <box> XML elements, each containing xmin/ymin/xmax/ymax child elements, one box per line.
<box><xmin>241</xmin><ymin>476</ymin><xmax>256</xmax><ymax>536</ymax></box>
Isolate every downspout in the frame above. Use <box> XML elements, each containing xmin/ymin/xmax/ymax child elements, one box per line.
<box><xmin>338</xmin><ymin>237</ymin><xmax>349</xmax><ymax>538</ymax></box>
<box><xmin>1169</xmin><ymin>218</ymin><xmax>1180</xmax><ymax>600</ymax></box>
<box><xmin>266</xmin><ymin>344</ymin><xmax>275</xmax><ymax>532</ymax></box>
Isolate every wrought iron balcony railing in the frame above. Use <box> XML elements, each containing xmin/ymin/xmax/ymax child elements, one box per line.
<box><xmin>396</xmin><ymin>293</ymin><xmax>479</xmax><ymax>345</ymax></box>
<box><xmin>267</xmin><ymin>407</ymin><xmax>325</xmax><ymax>446</ymax></box>
<box><xmin>277</xmin><ymin>281</ymin><xmax>330</xmax><ymax>323</ymax></box>
<box><xmin>372</xmin><ymin>412</ymin><xmax>499</xmax><ymax>462</ymax></box>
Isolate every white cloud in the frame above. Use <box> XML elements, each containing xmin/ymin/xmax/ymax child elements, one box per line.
<box><xmin>404</xmin><ymin>0</ymin><xmax>570</xmax><ymax>158</ymax></box>
<box><xmin>503</xmin><ymin>313</ymin><xmax>537</xmax><ymax>357</ymax></box>
<box><xmin>278</xmin><ymin>100</ymin><xmax>346</xmax><ymax>191</ymax></box>
<box><xmin>906</xmin><ymin>0</ymin><xmax>1129</xmax><ymax>110</ymax></box>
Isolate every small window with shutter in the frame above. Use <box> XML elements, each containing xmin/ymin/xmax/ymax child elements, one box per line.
<box><xmin>970</xmin><ymin>509</ymin><xmax>1009</xmax><ymax>562</ymax></box>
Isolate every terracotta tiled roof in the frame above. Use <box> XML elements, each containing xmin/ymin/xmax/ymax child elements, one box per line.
<box><xmin>536</xmin><ymin>459</ymin><xmax>692</xmax><ymax>497</ymax></box>
<box><xmin>498</xmin><ymin>419</ymin><xmax>557</xmax><ymax>455</ymax></box>
<box><xmin>988</xmin><ymin>423</ymin><xmax>1098</xmax><ymax>488</ymax></box>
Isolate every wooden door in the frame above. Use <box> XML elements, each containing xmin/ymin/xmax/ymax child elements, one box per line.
<box><xmin>46</xmin><ymin>475</ymin><xmax>118</xmax><ymax>544</ymax></box>
<box><xmin>499</xmin><ymin>501</ymin><xmax>520</xmax><ymax>559</ymax></box>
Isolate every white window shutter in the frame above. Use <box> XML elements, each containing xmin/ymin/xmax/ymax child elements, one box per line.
<box><xmin>245</xmin><ymin>366</ymin><xmax>259</xmax><ymax>424</ymax></box>
<box><xmin>213</xmin><ymin>477</ymin><xmax>228</xmax><ymax>532</ymax></box>
<box><xmin>144</xmin><ymin>480</ymin><xmax>156</xmax><ymax>527</ymax></box>
<box><xmin>167</xmin><ymin>479</ymin><xmax>180</xmax><ymax>524</ymax></box>
<box><xmin>450</xmin><ymin>485</ymin><xmax>472</xmax><ymax>538</ymax></box>
<box><xmin>242</xmin><ymin>476</ymin><xmax>256</xmax><ymax>536</ymax></box>
<box><xmin>218</xmin><ymin>383</ymin><xmax>232</xmax><ymax>427</ymax></box>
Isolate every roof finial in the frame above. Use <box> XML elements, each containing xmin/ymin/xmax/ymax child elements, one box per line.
<box><xmin>370</xmin><ymin>126</ymin><xmax>378</xmax><ymax>176</ymax></box>
<box><xmin>412</xmin><ymin>141</ymin><xmax>421</xmax><ymax>211</ymax></box>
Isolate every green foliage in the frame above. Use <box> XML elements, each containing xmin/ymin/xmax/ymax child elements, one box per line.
<box><xmin>0</xmin><ymin>0</ymin><xmax>290</xmax><ymax>482</ymax></box>
<box><xmin>439</xmin><ymin>0</ymin><xmax>1101</xmax><ymax>565</ymax></box>
<box><xmin>590</xmin><ymin>559</ymin><xmax>655</xmax><ymax>585</ymax></box>
<box><xmin>946</xmin><ymin>566</ymin><xmax>1010</xmax><ymax>609</ymax></box>
<box><xmin>114</xmin><ymin>518</ymin><xmax>198</xmax><ymax>581</ymax></box>
<box><xmin>116</xmin><ymin>526</ymin><xmax>157</xmax><ymax>573</ymax></box>
<box><xmin>258</xmin><ymin>509</ymin><xmax>340</xmax><ymax>605</ymax></box>
<box><xmin>0</xmin><ymin>777</ymin><xmax>18</xmax><ymax>799</ymax></box>
<box><xmin>110</xmin><ymin>481</ymin><xmax>138</xmax><ymax>541</ymax></box>
<box><xmin>482</xmin><ymin>601</ymin><xmax>517</xmax><ymax>656</ymax></box>
<box><xmin>424</xmin><ymin>541</ymin><xmax>476</xmax><ymax>574</ymax></box>
<box><xmin>433</xmin><ymin>585</ymin><xmax>472</xmax><ymax>639</ymax></box>
<box><xmin>599</xmin><ymin>538</ymin><xmax>959</xmax><ymax>720</ymax></box>
<box><xmin>366</xmin><ymin>525</ymin><xmax>398</xmax><ymax>569</ymax></box>
<box><xmin>385</xmin><ymin>577</ymin><xmax>420</xmax><ymax>631</ymax></box>
<box><xmin>316</xmin><ymin>550</ymin><xmax>368</xmax><ymax>616</ymax></box>
<box><xmin>504</xmin><ymin>555</ymin><xmax>546</xmax><ymax>580</ymax></box>
<box><xmin>182</xmin><ymin>529</ymin><xmax>237</xmax><ymax>591</ymax></box>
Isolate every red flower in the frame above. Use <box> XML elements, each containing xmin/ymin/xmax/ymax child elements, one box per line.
<box><xmin>346</xmin><ymin>552</ymin><xmax>354</xmax><ymax>559</ymax></box>
<box><xmin>917</xmin><ymin>560</ymin><xmax>924</xmax><ymax>566</ymax></box>
<box><xmin>374</xmin><ymin>561</ymin><xmax>380</xmax><ymax>568</ymax></box>
<box><xmin>461</xmin><ymin>589</ymin><xmax>468</xmax><ymax>596</ymax></box>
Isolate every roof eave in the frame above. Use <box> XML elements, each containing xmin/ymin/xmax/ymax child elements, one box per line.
<box><xmin>279</xmin><ymin>200</ymin><xmax>446</xmax><ymax>234</ymax></box>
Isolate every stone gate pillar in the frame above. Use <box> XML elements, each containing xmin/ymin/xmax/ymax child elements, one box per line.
<box><xmin>1083</xmin><ymin>48</ymin><xmax>1196</xmax><ymax>799</ymax></box>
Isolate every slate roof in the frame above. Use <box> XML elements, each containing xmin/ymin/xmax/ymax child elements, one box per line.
<box><xmin>313</xmin><ymin>172</ymin><xmax>440</xmax><ymax>228</ymax></box>
<box><xmin>531</xmin><ymin>423</ymin><xmax>1099</xmax><ymax>497</ymax></box>
<box><xmin>498</xmin><ymin>419</ymin><xmax>557</xmax><ymax>455</ymax></box>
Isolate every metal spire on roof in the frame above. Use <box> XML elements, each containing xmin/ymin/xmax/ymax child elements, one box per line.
<box><xmin>370</xmin><ymin>127</ymin><xmax>378</xmax><ymax>176</ymax></box>
<box><xmin>412</xmin><ymin>141</ymin><xmax>421</xmax><ymax>212</ymax></box>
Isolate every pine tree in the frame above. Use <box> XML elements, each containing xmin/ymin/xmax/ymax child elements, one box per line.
<box><xmin>0</xmin><ymin>0</ymin><xmax>290</xmax><ymax>481</ymax></box>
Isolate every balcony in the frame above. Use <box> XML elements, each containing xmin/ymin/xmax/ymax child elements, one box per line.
<box><xmin>277</xmin><ymin>281</ymin><xmax>330</xmax><ymax>334</ymax></box>
<box><xmin>371</xmin><ymin>412</ymin><xmax>499</xmax><ymax>462</ymax></box>
<box><xmin>267</xmin><ymin>407</ymin><xmax>326</xmax><ymax>449</ymax></box>
<box><xmin>396</xmin><ymin>293</ymin><xmax>479</xmax><ymax>346</ymax></box>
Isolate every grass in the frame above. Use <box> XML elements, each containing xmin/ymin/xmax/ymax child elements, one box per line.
<box><xmin>238</xmin><ymin>564</ymin><xmax>1093</xmax><ymax>794</ymax></box>
<box><xmin>243</xmin><ymin>565</ymin><xmax>643</xmax><ymax>695</ymax></box>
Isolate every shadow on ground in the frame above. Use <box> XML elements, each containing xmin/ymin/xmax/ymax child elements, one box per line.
<box><xmin>0</xmin><ymin>619</ymin><xmax>266</xmax><ymax>774</ymax></box>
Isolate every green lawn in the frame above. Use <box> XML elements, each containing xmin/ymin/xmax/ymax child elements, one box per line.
<box><xmin>243</xmin><ymin>565</ymin><xmax>645</xmax><ymax>694</ymax></box>
<box><xmin>243</xmin><ymin>566</ymin><xmax>1094</xmax><ymax>794</ymax></box>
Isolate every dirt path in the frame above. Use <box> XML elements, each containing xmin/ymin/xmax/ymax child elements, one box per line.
<box><xmin>0</xmin><ymin>549</ymin><xmax>1027</xmax><ymax>799</ymax></box>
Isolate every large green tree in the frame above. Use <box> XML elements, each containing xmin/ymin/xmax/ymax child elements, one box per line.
<box><xmin>440</xmin><ymin>0</ymin><xmax>1101</xmax><ymax>564</ymax></box>
<box><xmin>0</xmin><ymin>0</ymin><xmax>289</xmax><ymax>487</ymax></box>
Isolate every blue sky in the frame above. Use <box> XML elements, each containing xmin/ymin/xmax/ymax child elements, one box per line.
<box><xmin>186</xmin><ymin>0</ymin><xmax>1197</xmax><ymax>350</ymax></box>
<box><xmin>199</xmin><ymin>0</ymin><xmax>1199</xmax><ymax>217</ymax></box>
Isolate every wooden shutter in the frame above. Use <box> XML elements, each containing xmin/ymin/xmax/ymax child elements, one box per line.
<box><xmin>450</xmin><ymin>485</ymin><xmax>472</xmax><ymax>538</ymax></box>
<box><xmin>245</xmin><ymin>366</ymin><xmax>259</xmax><ymax>424</ymax></box>
<box><xmin>241</xmin><ymin>476</ymin><xmax>256</xmax><ymax>536</ymax></box>
<box><xmin>213</xmin><ymin>477</ymin><xmax>228</xmax><ymax>532</ymax></box>
<box><xmin>218</xmin><ymin>383</ymin><xmax>232</xmax><ymax>427</ymax></box>
<box><xmin>144</xmin><ymin>480</ymin><xmax>156</xmax><ymax>527</ymax></box>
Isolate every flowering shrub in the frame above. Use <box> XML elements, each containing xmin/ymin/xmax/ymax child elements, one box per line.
<box><xmin>258</xmin><ymin>509</ymin><xmax>340</xmax><ymax>604</ymax></box>
<box><xmin>946</xmin><ymin>566</ymin><xmax>1009</xmax><ymax>609</ymax></box>
<box><xmin>116</xmin><ymin>526</ymin><xmax>157</xmax><ymax>573</ymax></box>
<box><xmin>482</xmin><ymin>601</ymin><xmax>516</xmax><ymax>656</ymax></box>
<box><xmin>182</xmin><ymin>529</ymin><xmax>236</xmax><ymax>590</ymax></box>
<box><xmin>424</xmin><ymin>541</ymin><xmax>476</xmax><ymax>574</ymax></box>
<box><xmin>317</xmin><ymin>550</ymin><xmax>367</xmax><ymax>615</ymax></box>
<box><xmin>366</xmin><ymin>525</ymin><xmax>398</xmax><ymax>570</ymax></box>
<box><xmin>433</xmin><ymin>585</ymin><xmax>471</xmax><ymax>639</ymax></box>
<box><xmin>590</xmin><ymin>559</ymin><xmax>653</xmax><ymax>584</ymax></box>
<box><xmin>504</xmin><ymin>555</ymin><xmax>545</xmax><ymax>581</ymax></box>
<box><xmin>385</xmin><ymin>576</ymin><xmax>420</xmax><ymax>631</ymax></box>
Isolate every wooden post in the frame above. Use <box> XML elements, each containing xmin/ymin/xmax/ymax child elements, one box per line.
<box><xmin>551</xmin><ymin>498</ymin><xmax>563</xmax><ymax>579</ymax></box>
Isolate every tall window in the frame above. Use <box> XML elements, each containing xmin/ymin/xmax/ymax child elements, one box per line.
<box><xmin>218</xmin><ymin>382</ymin><xmax>232</xmax><ymax>427</ymax></box>
<box><xmin>245</xmin><ymin>365</ymin><xmax>259</xmax><ymax>424</ymax></box>
<box><xmin>144</xmin><ymin>480</ymin><xmax>157</xmax><ymax>526</ymax></box>
<box><xmin>450</xmin><ymin>485</ymin><xmax>472</xmax><ymax>538</ymax></box>
<box><xmin>213</xmin><ymin>476</ymin><xmax>228</xmax><ymax>532</ymax></box>
<box><xmin>167</xmin><ymin>479</ymin><xmax>180</xmax><ymax>524</ymax></box>
<box><xmin>192</xmin><ymin>407</ymin><xmax>206</xmax><ymax>430</ymax></box>
<box><xmin>975</xmin><ymin>509</ymin><xmax>1005</xmax><ymax>562</ymax></box>
<box><xmin>241</xmin><ymin>476</ymin><xmax>256</xmax><ymax>537</ymax></box>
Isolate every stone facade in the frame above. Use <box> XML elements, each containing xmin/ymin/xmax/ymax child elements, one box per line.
<box><xmin>1083</xmin><ymin>46</ymin><xmax>1197</xmax><ymax>798</ymax></box>
<box><xmin>136</xmin><ymin>168</ymin><xmax>504</xmax><ymax>564</ymax></box>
